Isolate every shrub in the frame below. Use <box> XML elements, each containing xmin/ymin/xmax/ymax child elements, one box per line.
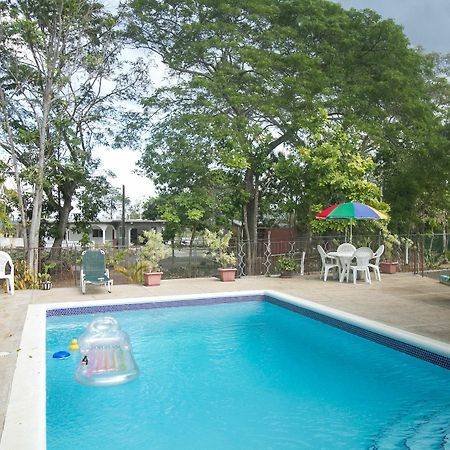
<box><xmin>203</xmin><ymin>229</ymin><xmax>237</xmax><ymax>268</ymax></box>
<box><xmin>13</xmin><ymin>260</ymin><xmax>39</xmax><ymax>290</ymax></box>
<box><xmin>139</xmin><ymin>230</ymin><xmax>169</xmax><ymax>272</ymax></box>
<box><xmin>275</xmin><ymin>256</ymin><xmax>297</xmax><ymax>273</ymax></box>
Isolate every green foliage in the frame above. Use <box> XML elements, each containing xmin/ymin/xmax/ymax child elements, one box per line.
<box><xmin>38</xmin><ymin>261</ymin><xmax>56</xmax><ymax>282</ymax></box>
<box><xmin>203</xmin><ymin>229</ymin><xmax>237</xmax><ymax>268</ymax></box>
<box><xmin>142</xmin><ymin>198</ymin><xmax>160</xmax><ymax>220</ymax></box>
<box><xmin>123</xmin><ymin>0</ymin><xmax>446</xmax><ymax>248</ymax></box>
<box><xmin>275</xmin><ymin>256</ymin><xmax>297</xmax><ymax>273</ymax></box>
<box><xmin>0</xmin><ymin>202</ymin><xmax>14</xmax><ymax>236</ymax></box>
<box><xmin>13</xmin><ymin>260</ymin><xmax>39</xmax><ymax>290</ymax></box>
<box><xmin>378</xmin><ymin>52</ymin><xmax>450</xmax><ymax>234</ymax></box>
<box><xmin>107</xmin><ymin>247</ymin><xmax>148</xmax><ymax>284</ymax></box>
<box><xmin>114</xmin><ymin>260</ymin><xmax>149</xmax><ymax>284</ymax></box>
<box><xmin>138</xmin><ymin>129</ymin><xmax>239</xmax><ymax>239</ymax></box>
<box><xmin>381</xmin><ymin>230</ymin><xmax>401</xmax><ymax>261</ymax></box>
<box><xmin>0</xmin><ymin>0</ymin><xmax>148</xmax><ymax>254</ymax></box>
<box><xmin>139</xmin><ymin>230</ymin><xmax>169</xmax><ymax>272</ymax></box>
<box><xmin>423</xmin><ymin>251</ymin><xmax>447</xmax><ymax>270</ymax></box>
<box><xmin>1</xmin><ymin>0</ymin><xmax>445</xmax><ymax>254</ymax></box>
<box><xmin>276</xmin><ymin>120</ymin><xmax>388</xmax><ymax>234</ymax></box>
<box><xmin>105</xmin><ymin>249</ymin><xmax>129</xmax><ymax>268</ymax></box>
<box><xmin>79</xmin><ymin>232</ymin><xmax>92</xmax><ymax>247</ymax></box>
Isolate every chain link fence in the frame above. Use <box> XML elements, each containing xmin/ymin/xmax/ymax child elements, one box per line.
<box><xmin>1</xmin><ymin>233</ymin><xmax>448</xmax><ymax>289</ymax></box>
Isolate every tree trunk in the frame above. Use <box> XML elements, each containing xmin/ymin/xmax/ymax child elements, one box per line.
<box><xmin>188</xmin><ymin>226</ymin><xmax>197</xmax><ymax>276</ymax></box>
<box><xmin>28</xmin><ymin>82</ymin><xmax>52</xmax><ymax>274</ymax></box>
<box><xmin>246</xmin><ymin>195</ymin><xmax>259</xmax><ymax>274</ymax></box>
<box><xmin>50</xmin><ymin>196</ymin><xmax>73</xmax><ymax>260</ymax></box>
<box><xmin>27</xmin><ymin>1</ymin><xmax>64</xmax><ymax>274</ymax></box>
<box><xmin>243</xmin><ymin>169</ymin><xmax>259</xmax><ymax>275</ymax></box>
<box><xmin>442</xmin><ymin>219</ymin><xmax>448</xmax><ymax>256</ymax></box>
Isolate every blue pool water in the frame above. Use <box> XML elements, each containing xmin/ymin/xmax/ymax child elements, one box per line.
<box><xmin>46</xmin><ymin>300</ymin><xmax>450</xmax><ymax>449</ymax></box>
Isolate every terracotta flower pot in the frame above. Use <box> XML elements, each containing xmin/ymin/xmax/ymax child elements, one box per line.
<box><xmin>143</xmin><ymin>272</ymin><xmax>163</xmax><ymax>286</ymax></box>
<box><xmin>380</xmin><ymin>262</ymin><xmax>398</xmax><ymax>274</ymax></box>
<box><xmin>218</xmin><ymin>268</ymin><xmax>237</xmax><ymax>282</ymax></box>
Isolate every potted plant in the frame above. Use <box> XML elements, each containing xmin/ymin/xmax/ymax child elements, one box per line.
<box><xmin>39</xmin><ymin>262</ymin><xmax>56</xmax><ymax>290</ymax></box>
<box><xmin>204</xmin><ymin>229</ymin><xmax>237</xmax><ymax>282</ymax></box>
<box><xmin>139</xmin><ymin>230</ymin><xmax>169</xmax><ymax>286</ymax></box>
<box><xmin>380</xmin><ymin>232</ymin><xmax>399</xmax><ymax>274</ymax></box>
<box><xmin>275</xmin><ymin>255</ymin><xmax>297</xmax><ymax>278</ymax></box>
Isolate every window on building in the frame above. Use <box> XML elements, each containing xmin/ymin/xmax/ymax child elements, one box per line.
<box><xmin>92</xmin><ymin>229</ymin><xmax>103</xmax><ymax>238</ymax></box>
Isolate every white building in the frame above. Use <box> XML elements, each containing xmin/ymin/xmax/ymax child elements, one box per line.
<box><xmin>1</xmin><ymin>219</ymin><xmax>165</xmax><ymax>248</ymax></box>
<box><xmin>63</xmin><ymin>219</ymin><xmax>165</xmax><ymax>247</ymax></box>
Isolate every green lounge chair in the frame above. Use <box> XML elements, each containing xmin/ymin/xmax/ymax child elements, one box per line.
<box><xmin>80</xmin><ymin>249</ymin><xmax>113</xmax><ymax>294</ymax></box>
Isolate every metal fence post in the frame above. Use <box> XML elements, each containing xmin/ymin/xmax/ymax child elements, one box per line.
<box><xmin>263</xmin><ymin>241</ymin><xmax>272</xmax><ymax>275</ymax></box>
<box><xmin>237</xmin><ymin>242</ymin><xmax>246</xmax><ymax>277</ymax></box>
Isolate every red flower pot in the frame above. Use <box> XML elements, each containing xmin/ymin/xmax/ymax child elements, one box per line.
<box><xmin>380</xmin><ymin>262</ymin><xmax>398</xmax><ymax>274</ymax></box>
<box><xmin>143</xmin><ymin>272</ymin><xmax>163</xmax><ymax>286</ymax></box>
<box><xmin>218</xmin><ymin>268</ymin><xmax>237</xmax><ymax>282</ymax></box>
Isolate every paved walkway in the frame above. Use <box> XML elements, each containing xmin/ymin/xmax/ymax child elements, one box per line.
<box><xmin>1</xmin><ymin>272</ymin><xmax>449</xmax><ymax>437</ymax></box>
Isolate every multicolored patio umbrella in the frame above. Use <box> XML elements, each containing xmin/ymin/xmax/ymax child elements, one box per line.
<box><xmin>315</xmin><ymin>202</ymin><xmax>387</xmax><ymax>220</ymax></box>
<box><xmin>315</xmin><ymin>202</ymin><xmax>387</xmax><ymax>241</ymax></box>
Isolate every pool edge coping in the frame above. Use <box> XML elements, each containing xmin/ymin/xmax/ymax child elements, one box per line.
<box><xmin>1</xmin><ymin>289</ymin><xmax>449</xmax><ymax>450</ymax></box>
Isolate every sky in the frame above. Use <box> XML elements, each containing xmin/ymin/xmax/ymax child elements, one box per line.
<box><xmin>97</xmin><ymin>0</ymin><xmax>450</xmax><ymax>203</ymax></box>
<box><xmin>334</xmin><ymin>0</ymin><xmax>450</xmax><ymax>53</ymax></box>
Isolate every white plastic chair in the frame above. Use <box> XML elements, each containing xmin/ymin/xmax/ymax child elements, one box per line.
<box><xmin>317</xmin><ymin>245</ymin><xmax>340</xmax><ymax>281</ymax></box>
<box><xmin>368</xmin><ymin>245</ymin><xmax>384</xmax><ymax>281</ymax></box>
<box><xmin>348</xmin><ymin>247</ymin><xmax>373</xmax><ymax>285</ymax></box>
<box><xmin>0</xmin><ymin>251</ymin><xmax>14</xmax><ymax>295</ymax></box>
<box><xmin>337</xmin><ymin>243</ymin><xmax>356</xmax><ymax>253</ymax></box>
<box><xmin>335</xmin><ymin>243</ymin><xmax>356</xmax><ymax>282</ymax></box>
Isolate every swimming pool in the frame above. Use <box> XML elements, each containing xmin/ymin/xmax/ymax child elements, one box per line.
<box><xmin>2</xmin><ymin>291</ymin><xmax>450</xmax><ymax>449</ymax></box>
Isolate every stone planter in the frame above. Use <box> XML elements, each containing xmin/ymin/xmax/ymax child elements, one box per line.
<box><xmin>41</xmin><ymin>281</ymin><xmax>53</xmax><ymax>290</ymax></box>
<box><xmin>218</xmin><ymin>268</ymin><xmax>237</xmax><ymax>282</ymax></box>
<box><xmin>380</xmin><ymin>261</ymin><xmax>398</xmax><ymax>274</ymax></box>
<box><xmin>280</xmin><ymin>271</ymin><xmax>294</xmax><ymax>278</ymax></box>
<box><xmin>143</xmin><ymin>272</ymin><xmax>163</xmax><ymax>286</ymax></box>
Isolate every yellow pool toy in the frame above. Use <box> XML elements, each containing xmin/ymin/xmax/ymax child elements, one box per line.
<box><xmin>69</xmin><ymin>339</ymin><xmax>79</xmax><ymax>351</ymax></box>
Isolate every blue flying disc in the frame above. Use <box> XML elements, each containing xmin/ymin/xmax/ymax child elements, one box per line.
<box><xmin>53</xmin><ymin>351</ymin><xmax>70</xmax><ymax>359</ymax></box>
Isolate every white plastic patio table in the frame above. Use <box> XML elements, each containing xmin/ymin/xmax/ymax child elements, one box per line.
<box><xmin>327</xmin><ymin>251</ymin><xmax>355</xmax><ymax>282</ymax></box>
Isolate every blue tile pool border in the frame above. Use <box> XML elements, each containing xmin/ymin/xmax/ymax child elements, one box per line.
<box><xmin>46</xmin><ymin>293</ymin><xmax>450</xmax><ymax>370</ymax></box>
<box><xmin>45</xmin><ymin>294</ymin><xmax>265</xmax><ymax>317</ymax></box>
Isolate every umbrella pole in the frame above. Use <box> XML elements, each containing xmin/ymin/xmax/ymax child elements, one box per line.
<box><xmin>349</xmin><ymin>221</ymin><xmax>353</xmax><ymax>243</ymax></box>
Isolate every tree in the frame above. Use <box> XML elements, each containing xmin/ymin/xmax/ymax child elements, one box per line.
<box><xmin>0</xmin><ymin>178</ymin><xmax>15</xmax><ymax>236</ymax></box>
<box><xmin>138</xmin><ymin>123</ymin><xmax>239</xmax><ymax>261</ymax></box>
<box><xmin>124</xmin><ymin>0</ymin><xmax>443</xmax><ymax>272</ymax></box>
<box><xmin>275</xmin><ymin>118</ymin><xmax>388</xmax><ymax>235</ymax></box>
<box><xmin>141</xmin><ymin>197</ymin><xmax>160</xmax><ymax>220</ymax></box>
<box><xmin>380</xmin><ymin>53</ymin><xmax>450</xmax><ymax>236</ymax></box>
<box><xmin>0</xmin><ymin>0</ymin><xmax>147</xmax><ymax>270</ymax></box>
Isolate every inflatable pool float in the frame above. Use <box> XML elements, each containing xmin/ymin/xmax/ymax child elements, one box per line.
<box><xmin>75</xmin><ymin>317</ymin><xmax>139</xmax><ymax>386</ymax></box>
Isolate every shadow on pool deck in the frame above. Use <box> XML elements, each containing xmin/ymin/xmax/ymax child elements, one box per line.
<box><xmin>1</xmin><ymin>272</ymin><xmax>449</xmax><ymax>438</ymax></box>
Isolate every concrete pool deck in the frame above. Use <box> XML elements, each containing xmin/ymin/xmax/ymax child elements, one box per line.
<box><xmin>1</xmin><ymin>272</ymin><xmax>449</xmax><ymax>438</ymax></box>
